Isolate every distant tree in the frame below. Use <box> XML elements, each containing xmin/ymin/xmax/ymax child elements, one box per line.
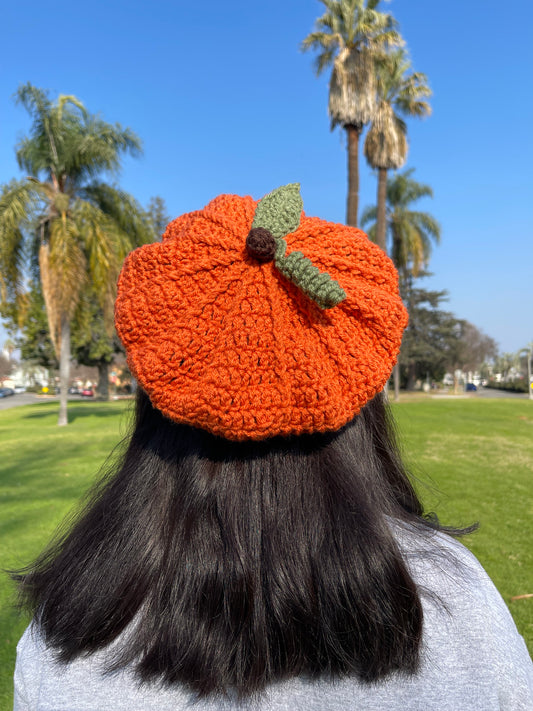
<box><xmin>13</xmin><ymin>281</ymin><xmax>122</xmax><ymax>400</ymax></box>
<box><xmin>456</xmin><ymin>321</ymin><xmax>498</xmax><ymax>374</ymax></box>
<box><xmin>434</xmin><ymin>318</ymin><xmax>497</xmax><ymax>393</ymax></box>
<box><xmin>17</xmin><ymin>282</ymin><xmax>58</xmax><ymax>369</ymax></box>
<box><xmin>0</xmin><ymin>83</ymin><xmax>154</xmax><ymax>425</ymax></box>
<box><xmin>363</xmin><ymin>49</ymin><xmax>431</xmax><ymax>251</ymax></box>
<box><xmin>399</xmin><ymin>280</ymin><xmax>457</xmax><ymax>389</ymax></box>
<box><xmin>493</xmin><ymin>352</ymin><xmax>520</xmax><ymax>382</ymax></box>
<box><xmin>362</xmin><ymin>171</ymin><xmax>440</xmax><ymax>399</ymax></box>
<box><xmin>70</xmin><ymin>287</ymin><xmax>123</xmax><ymax>400</ymax></box>
<box><xmin>399</xmin><ymin>278</ymin><xmax>498</xmax><ymax>391</ymax></box>
<box><xmin>301</xmin><ymin>0</ymin><xmax>400</xmax><ymax>226</ymax></box>
<box><xmin>361</xmin><ymin>168</ymin><xmax>440</xmax><ymax>276</ymax></box>
<box><xmin>147</xmin><ymin>196</ymin><xmax>170</xmax><ymax>240</ymax></box>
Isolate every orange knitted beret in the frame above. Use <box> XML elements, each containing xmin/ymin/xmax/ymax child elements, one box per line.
<box><xmin>115</xmin><ymin>184</ymin><xmax>408</xmax><ymax>441</ymax></box>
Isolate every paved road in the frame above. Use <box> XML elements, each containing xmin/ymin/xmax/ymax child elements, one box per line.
<box><xmin>0</xmin><ymin>393</ymin><xmax>83</xmax><ymax>410</ymax></box>
<box><xmin>473</xmin><ymin>387</ymin><xmax>530</xmax><ymax>400</ymax></box>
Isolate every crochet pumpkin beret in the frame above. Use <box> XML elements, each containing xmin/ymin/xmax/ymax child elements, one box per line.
<box><xmin>115</xmin><ymin>184</ymin><xmax>407</xmax><ymax>441</ymax></box>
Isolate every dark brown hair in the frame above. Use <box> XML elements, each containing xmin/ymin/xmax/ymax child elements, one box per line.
<box><xmin>14</xmin><ymin>390</ymin><xmax>461</xmax><ymax>698</ymax></box>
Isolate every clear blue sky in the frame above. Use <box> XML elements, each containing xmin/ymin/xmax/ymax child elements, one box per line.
<box><xmin>1</xmin><ymin>0</ymin><xmax>531</xmax><ymax>353</ymax></box>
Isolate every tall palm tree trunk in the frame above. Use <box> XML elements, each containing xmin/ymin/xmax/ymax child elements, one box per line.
<box><xmin>393</xmin><ymin>361</ymin><xmax>400</xmax><ymax>401</ymax></box>
<box><xmin>346</xmin><ymin>125</ymin><xmax>361</xmax><ymax>227</ymax></box>
<box><xmin>376</xmin><ymin>167</ymin><xmax>388</xmax><ymax>252</ymax></box>
<box><xmin>390</xmin><ymin>228</ymin><xmax>402</xmax><ymax>401</ymax></box>
<box><xmin>58</xmin><ymin>315</ymin><xmax>71</xmax><ymax>426</ymax></box>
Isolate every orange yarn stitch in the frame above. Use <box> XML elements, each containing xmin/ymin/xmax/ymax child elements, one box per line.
<box><xmin>115</xmin><ymin>192</ymin><xmax>408</xmax><ymax>440</ymax></box>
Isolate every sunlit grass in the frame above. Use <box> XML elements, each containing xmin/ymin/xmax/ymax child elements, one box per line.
<box><xmin>1</xmin><ymin>398</ymin><xmax>531</xmax><ymax>705</ymax></box>
<box><xmin>392</xmin><ymin>399</ymin><xmax>533</xmax><ymax>644</ymax></box>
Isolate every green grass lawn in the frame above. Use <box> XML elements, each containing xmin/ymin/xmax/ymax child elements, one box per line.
<box><xmin>1</xmin><ymin>398</ymin><xmax>532</xmax><ymax>706</ymax></box>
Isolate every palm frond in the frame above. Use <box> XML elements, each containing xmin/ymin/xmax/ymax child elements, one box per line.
<box><xmin>64</xmin><ymin>118</ymin><xmax>142</xmax><ymax>184</ymax></box>
<box><xmin>394</xmin><ymin>71</ymin><xmax>432</xmax><ymax>118</ymax></box>
<box><xmin>48</xmin><ymin>215</ymin><xmax>87</xmax><ymax>315</ymax></box>
<box><xmin>80</xmin><ymin>183</ymin><xmax>155</xmax><ymax>248</ymax></box>
<box><xmin>387</xmin><ymin>168</ymin><xmax>433</xmax><ymax>207</ymax></box>
<box><xmin>365</xmin><ymin>222</ymin><xmax>377</xmax><ymax>242</ymax></box>
<box><xmin>14</xmin><ymin>84</ymin><xmax>82</xmax><ymax>181</ymax></box>
<box><xmin>328</xmin><ymin>47</ymin><xmax>376</xmax><ymax>128</ymax></box>
<box><xmin>56</xmin><ymin>93</ymin><xmax>87</xmax><ymax>121</ymax></box>
<box><xmin>0</xmin><ymin>178</ymin><xmax>41</xmax><ymax>232</ymax></box>
<box><xmin>14</xmin><ymin>83</ymin><xmax>142</xmax><ymax>189</ymax></box>
<box><xmin>73</xmin><ymin>199</ymin><xmax>138</xmax><ymax>322</ymax></box>
<box><xmin>364</xmin><ymin>101</ymin><xmax>407</xmax><ymax>169</ymax></box>
<box><xmin>360</xmin><ymin>204</ymin><xmax>378</xmax><ymax>227</ymax></box>
<box><xmin>409</xmin><ymin>210</ymin><xmax>441</xmax><ymax>242</ymax></box>
<box><xmin>39</xmin><ymin>216</ymin><xmax>87</xmax><ymax>358</ymax></box>
<box><xmin>0</xmin><ymin>179</ymin><xmax>43</xmax><ymax>303</ymax></box>
<box><xmin>314</xmin><ymin>46</ymin><xmax>338</xmax><ymax>75</ymax></box>
<box><xmin>74</xmin><ymin>201</ymin><xmax>118</xmax><ymax>282</ymax></box>
<box><xmin>13</xmin><ymin>83</ymin><xmax>52</xmax><ymax>126</ymax></box>
<box><xmin>361</xmin><ymin>168</ymin><xmax>440</xmax><ymax>273</ymax></box>
<box><xmin>386</xmin><ymin>169</ymin><xmax>440</xmax><ymax>275</ymax></box>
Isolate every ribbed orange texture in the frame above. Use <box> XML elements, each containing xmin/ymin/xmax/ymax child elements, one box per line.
<box><xmin>115</xmin><ymin>193</ymin><xmax>408</xmax><ymax>440</ymax></box>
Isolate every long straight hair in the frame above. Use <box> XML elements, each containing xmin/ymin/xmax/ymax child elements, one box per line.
<box><xmin>14</xmin><ymin>390</ymin><xmax>459</xmax><ymax>697</ymax></box>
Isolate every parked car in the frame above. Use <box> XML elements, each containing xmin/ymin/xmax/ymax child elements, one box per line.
<box><xmin>0</xmin><ymin>387</ymin><xmax>15</xmax><ymax>397</ymax></box>
<box><xmin>466</xmin><ymin>383</ymin><xmax>477</xmax><ymax>392</ymax></box>
<box><xmin>81</xmin><ymin>388</ymin><xmax>94</xmax><ymax>397</ymax></box>
<box><xmin>68</xmin><ymin>386</ymin><xmax>81</xmax><ymax>395</ymax></box>
<box><xmin>13</xmin><ymin>385</ymin><xmax>26</xmax><ymax>394</ymax></box>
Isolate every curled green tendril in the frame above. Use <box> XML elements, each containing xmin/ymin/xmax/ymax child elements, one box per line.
<box><xmin>274</xmin><ymin>240</ymin><xmax>346</xmax><ymax>310</ymax></box>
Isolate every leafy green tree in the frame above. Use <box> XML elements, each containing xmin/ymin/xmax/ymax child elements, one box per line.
<box><xmin>493</xmin><ymin>352</ymin><xmax>520</xmax><ymax>383</ymax></box>
<box><xmin>455</xmin><ymin>321</ymin><xmax>498</xmax><ymax>375</ymax></box>
<box><xmin>301</xmin><ymin>0</ymin><xmax>400</xmax><ymax>226</ymax></box>
<box><xmin>362</xmin><ymin>172</ymin><xmax>440</xmax><ymax>399</ymax></box>
<box><xmin>361</xmin><ymin>168</ymin><xmax>440</xmax><ymax>276</ymax></box>
<box><xmin>399</xmin><ymin>278</ymin><xmax>497</xmax><ymax>390</ymax></box>
<box><xmin>399</xmin><ymin>279</ymin><xmax>461</xmax><ymax>389</ymax></box>
<box><xmin>0</xmin><ymin>83</ymin><xmax>155</xmax><ymax>424</ymax></box>
<box><xmin>71</xmin><ymin>287</ymin><xmax>123</xmax><ymax>400</ymax></box>
<box><xmin>17</xmin><ymin>282</ymin><xmax>57</xmax><ymax>369</ymax></box>
<box><xmin>147</xmin><ymin>196</ymin><xmax>170</xmax><ymax>241</ymax></box>
<box><xmin>14</xmin><ymin>282</ymin><xmax>119</xmax><ymax>399</ymax></box>
<box><xmin>363</xmin><ymin>49</ymin><xmax>431</xmax><ymax>251</ymax></box>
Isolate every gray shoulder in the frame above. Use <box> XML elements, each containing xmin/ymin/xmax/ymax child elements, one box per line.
<box><xmin>14</xmin><ymin>622</ymin><xmax>48</xmax><ymax>710</ymax></box>
<box><xmin>392</xmin><ymin>522</ymin><xmax>498</xmax><ymax>593</ymax></box>
<box><xmin>392</xmin><ymin>522</ymin><xmax>533</xmax><ymax>704</ymax></box>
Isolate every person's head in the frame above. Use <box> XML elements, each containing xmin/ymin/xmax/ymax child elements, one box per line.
<box><xmin>16</xmin><ymin>184</ymin><xmax>438</xmax><ymax>698</ymax></box>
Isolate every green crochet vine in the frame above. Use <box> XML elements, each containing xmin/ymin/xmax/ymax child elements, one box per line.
<box><xmin>274</xmin><ymin>239</ymin><xmax>346</xmax><ymax>309</ymax></box>
<box><xmin>250</xmin><ymin>184</ymin><xmax>346</xmax><ymax>310</ymax></box>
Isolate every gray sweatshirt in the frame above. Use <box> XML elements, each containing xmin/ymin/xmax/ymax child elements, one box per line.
<box><xmin>13</xmin><ymin>529</ymin><xmax>533</xmax><ymax>710</ymax></box>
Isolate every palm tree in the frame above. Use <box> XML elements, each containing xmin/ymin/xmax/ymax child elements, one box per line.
<box><xmin>0</xmin><ymin>84</ymin><xmax>154</xmax><ymax>425</ymax></box>
<box><xmin>364</xmin><ymin>49</ymin><xmax>431</xmax><ymax>252</ymax></box>
<box><xmin>361</xmin><ymin>169</ymin><xmax>440</xmax><ymax>400</ymax></box>
<box><xmin>301</xmin><ymin>0</ymin><xmax>400</xmax><ymax>227</ymax></box>
<box><xmin>361</xmin><ymin>168</ymin><xmax>440</xmax><ymax>277</ymax></box>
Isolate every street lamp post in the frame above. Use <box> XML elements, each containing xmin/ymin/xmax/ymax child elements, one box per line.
<box><xmin>527</xmin><ymin>350</ymin><xmax>533</xmax><ymax>400</ymax></box>
<box><xmin>520</xmin><ymin>345</ymin><xmax>533</xmax><ymax>400</ymax></box>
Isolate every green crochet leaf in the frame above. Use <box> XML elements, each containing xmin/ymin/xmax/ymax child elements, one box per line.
<box><xmin>252</xmin><ymin>183</ymin><xmax>303</xmax><ymax>238</ymax></box>
<box><xmin>274</xmin><ymin>240</ymin><xmax>346</xmax><ymax>310</ymax></box>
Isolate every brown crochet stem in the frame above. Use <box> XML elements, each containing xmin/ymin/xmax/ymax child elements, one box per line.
<box><xmin>246</xmin><ymin>228</ymin><xmax>277</xmax><ymax>262</ymax></box>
